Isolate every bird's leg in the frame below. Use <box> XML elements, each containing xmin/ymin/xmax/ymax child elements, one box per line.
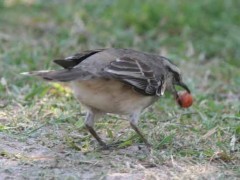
<box><xmin>129</xmin><ymin>112</ymin><xmax>152</xmax><ymax>148</ymax></box>
<box><xmin>130</xmin><ymin>123</ymin><xmax>151</xmax><ymax>147</ymax></box>
<box><xmin>85</xmin><ymin>125</ymin><xmax>107</xmax><ymax>147</ymax></box>
<box><xmin>85</xmin><ymin>110</ymin><xmax>107</xmax><ymax>147</ymax></box>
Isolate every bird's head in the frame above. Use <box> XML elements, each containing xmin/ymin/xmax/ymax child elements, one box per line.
<box><xmin>162</xmin><ymin>58</ymin><xmax>191</xmax><ymax>96</ymax></box>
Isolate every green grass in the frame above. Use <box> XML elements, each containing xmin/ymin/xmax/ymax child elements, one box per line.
<box><xmin>0</xmin><ymin>0</ymin><xmax>239</xmax><ymax>179</ymax></box>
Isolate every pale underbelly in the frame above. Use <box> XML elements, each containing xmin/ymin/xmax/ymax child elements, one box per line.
<box><xmin>70</xmin><ymin>79</ymin><xmax>157</xmax><ymax>114</ymax></box>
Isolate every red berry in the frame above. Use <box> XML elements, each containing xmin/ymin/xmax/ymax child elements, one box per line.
<box><xmin>176</xmin><ymin>91</ymin><xmax>193</xmax><ymax>108</ymax></box>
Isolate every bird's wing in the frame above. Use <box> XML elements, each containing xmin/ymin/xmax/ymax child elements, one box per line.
<box><xmin>103</xmin><ymin>57</ymin><xmax>164</xmax><ymax>96</ymax></box>
<box><xmin>53</xmin><ymin>49</ymin><xmax>104</xmax><ymax>69</ymax></box>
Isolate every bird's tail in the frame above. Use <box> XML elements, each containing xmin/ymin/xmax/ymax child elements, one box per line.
<box><xmin>21</xmin><ymin>69</ymin><xmax>86</xmax><ymax>82</ymax></box>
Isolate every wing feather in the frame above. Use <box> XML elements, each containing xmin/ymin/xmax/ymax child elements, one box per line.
<box><xmin>104</xmin><ymin>57</ymin><xmax>163</xmax><ymax>96</ymax></box>
<box><xmin>53</xmin><ymin>49</ymin><xmax>104</xmax><ymax>69</ymax></box>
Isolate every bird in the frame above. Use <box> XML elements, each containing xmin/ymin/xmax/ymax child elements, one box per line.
<box><xmin>22</xmin><ymin>48</ymin><xmax>191</xmax><ymax>148</ymax></box>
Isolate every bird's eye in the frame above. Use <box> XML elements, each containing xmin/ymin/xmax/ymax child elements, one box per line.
<box><xmin>174</xmin><ymin>73</ymin><xmax>181</xmax><ymax>82</ymax></box>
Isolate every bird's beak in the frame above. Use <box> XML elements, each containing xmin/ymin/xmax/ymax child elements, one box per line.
<box><xmin>176</xmin><ymin>81</ymin><xmax>191</xmax><ymax>93</ymax></box>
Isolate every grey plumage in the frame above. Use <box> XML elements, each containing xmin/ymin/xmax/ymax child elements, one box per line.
<box><xmin>23</xmin><ymin>48</ymin><xmax>183</xmax><ymax>96</ymax></box>
<box><xmin>22</xmin><ymin>48</ymin><xmax>190</xmax><ymax>148</ymax></box>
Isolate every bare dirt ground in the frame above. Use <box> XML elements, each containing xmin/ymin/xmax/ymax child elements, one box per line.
<box><xmin>0</xmin><ymin>127</ymin><xmax>237</xmax><ymax>180</ymax></box>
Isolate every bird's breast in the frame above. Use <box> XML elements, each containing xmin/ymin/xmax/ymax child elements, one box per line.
<box><xmin>71</xmin><ymin>78</ymin><xmax>157</xmax><ymax>114</ymax></box>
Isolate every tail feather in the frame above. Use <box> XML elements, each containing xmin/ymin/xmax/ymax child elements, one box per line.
<box><xmin>21</xmin><ymin>69</ymin><xmax>92</xmax><ymax>82</ymax></box>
